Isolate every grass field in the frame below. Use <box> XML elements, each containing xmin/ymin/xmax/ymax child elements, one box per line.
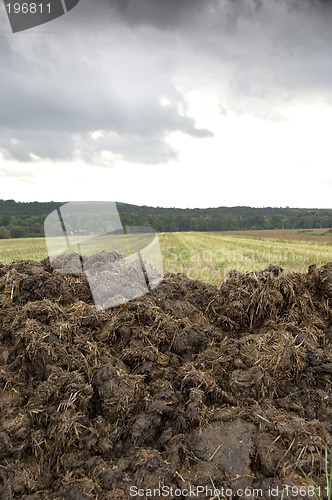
<box><xmin>1</xmin><ymin>230</ymin><xmax>332</xmax><ymax>285</ymax></box>
<box><xmin>159</xmin><ymin>231</ymin><xmax>332</xmax><ymax>284</ymax></box>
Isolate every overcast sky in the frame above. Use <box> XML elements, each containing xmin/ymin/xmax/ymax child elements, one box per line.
<box><xmin>1</xmin><ymin>0</ymin><xmax>332</xmax><ymax>208</ymax></box>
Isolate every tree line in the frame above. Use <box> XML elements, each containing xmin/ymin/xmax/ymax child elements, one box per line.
<box><xmin>1</xmin><ymin>199</ymin><xmax>332</xmax><ymax>239</ymax></box>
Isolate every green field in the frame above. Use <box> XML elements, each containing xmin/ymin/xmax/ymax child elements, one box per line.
<box><xmin>159</xmin><ymin>232</ymin><xmax>332</xmax><ymax>284</ymax></box>
<box><xmin>1</xmin><ymin>232</ymin><xmax>332</xmax><ymax>285</ymax></box>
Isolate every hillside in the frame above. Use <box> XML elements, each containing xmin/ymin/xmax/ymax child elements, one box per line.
<box><xmin>1</xmin><ymin>199</ymin><xmax>332</xmax><ymax>238</ymax></box>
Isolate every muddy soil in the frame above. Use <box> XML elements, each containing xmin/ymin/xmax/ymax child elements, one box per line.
<box><xmin>0</xmin><ymin>257</ymin><xmax>331</xmax><ymax>499</ymax></box>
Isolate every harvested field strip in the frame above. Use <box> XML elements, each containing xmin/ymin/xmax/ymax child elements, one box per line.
<box><xmin>160</xmin><ymin>232</ymin><xmax>332</xmax><ymax>283</ymax></box>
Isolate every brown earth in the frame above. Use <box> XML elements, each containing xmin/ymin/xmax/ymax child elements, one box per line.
<box><xmin>0</xmin><ymin>256</ymin><xmax>331</xmax><ymax>499</ymax></box>
<box><xmin>220</xmin><ymin>228</ymin><xmax>332</xmax><ymax>242</ymax></box>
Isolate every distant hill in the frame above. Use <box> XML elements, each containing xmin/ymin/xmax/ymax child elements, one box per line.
<box><xmin>1</xmin><ymin>199</ymin><xmax>332</xmax><ymax>238</ymax></box>
<box><xmin>0</xmin><ymin>199</ymin><xmax>63</xmax><ymax>217</ymax></box>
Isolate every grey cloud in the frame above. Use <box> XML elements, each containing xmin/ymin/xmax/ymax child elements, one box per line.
<box><xmin>0</xmin><ymin>70</ymin><xmax>210</xmax><ymax>135</ymax></box>
<box><xmin>0</xmin><ymin>18</ymin><xmax>213</xmax><ymax>164</ymax></box>
<box><xmin>75</xmin><ymin>131</ymin><xmax>180</xmax><ymax>165</ymax></box>
<box><xmin>105</xmin><ymin>0</ymin><xmax>209</xmax><ymax>27</ymax></box>
<box><xmin>101</xmin><ymin>0</ymin><xmax>331</xmax><ymax>30</ymax></box>
<box><xmin>106</xmin><ymin>0</ymin><xmax>263</xmax><ymax>25</ymax></box>
<box><xmin>1</xmin><ymin>0</ymin><xmax>332</xmax><ymax>166</ymax></box>
<box><xmin>0</xmin><ymin>130</ymin><xmax>75</xmax><ymax>162</ymax></box>
<box><xmin>1</xmin><ymin>128</ymin><xmax>187</xmax><ymax>166</ymax></box>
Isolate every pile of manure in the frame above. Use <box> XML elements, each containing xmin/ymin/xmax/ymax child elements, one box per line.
<box><xmin>0</xmin><ymin>257</ymin><xmax>331</xmax><ymax>499</ymax></box>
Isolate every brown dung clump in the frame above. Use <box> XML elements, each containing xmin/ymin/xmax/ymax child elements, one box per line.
<box><xmin>0</xmin><ymin>258</ymin><xmax>331</xmax><ymax>499</ymax></box>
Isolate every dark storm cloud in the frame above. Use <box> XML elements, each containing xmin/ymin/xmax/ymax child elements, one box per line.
<box><xmin>105</xmin><ymin>0</ymin><xmax>210</xmax><ymax>27</ymax></box>
<box><xmin>105</xmin><ymin>0</ymin><xmax>257</xmax><ymax>32</ymax></box>
<box><xmin>102</xmin><ymin>0</ymin><xmax>331</xmax><ymax>29</ymax></box>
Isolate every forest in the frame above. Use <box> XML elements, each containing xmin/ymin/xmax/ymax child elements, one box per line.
<box><xmin>1</xmin><ymin>199</ymin><xmax>332</xmax><ymax>238</ymax></box>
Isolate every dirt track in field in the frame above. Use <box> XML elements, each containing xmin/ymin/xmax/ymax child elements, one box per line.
<box><xmin>0</xmin><ymin>255</ymin><xmax>331</xmax><ymax>499</ymax></box>
<box><xmin>220</xmin><ymin>229</ymin><xmax>332</xmax><ymax>242</ymax></box>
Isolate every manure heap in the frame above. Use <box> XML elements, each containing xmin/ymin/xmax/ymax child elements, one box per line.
<box><xmin>0</xmin><ymin>257</ymin><xmax>331</xmax><ymax>499</ymax></box>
